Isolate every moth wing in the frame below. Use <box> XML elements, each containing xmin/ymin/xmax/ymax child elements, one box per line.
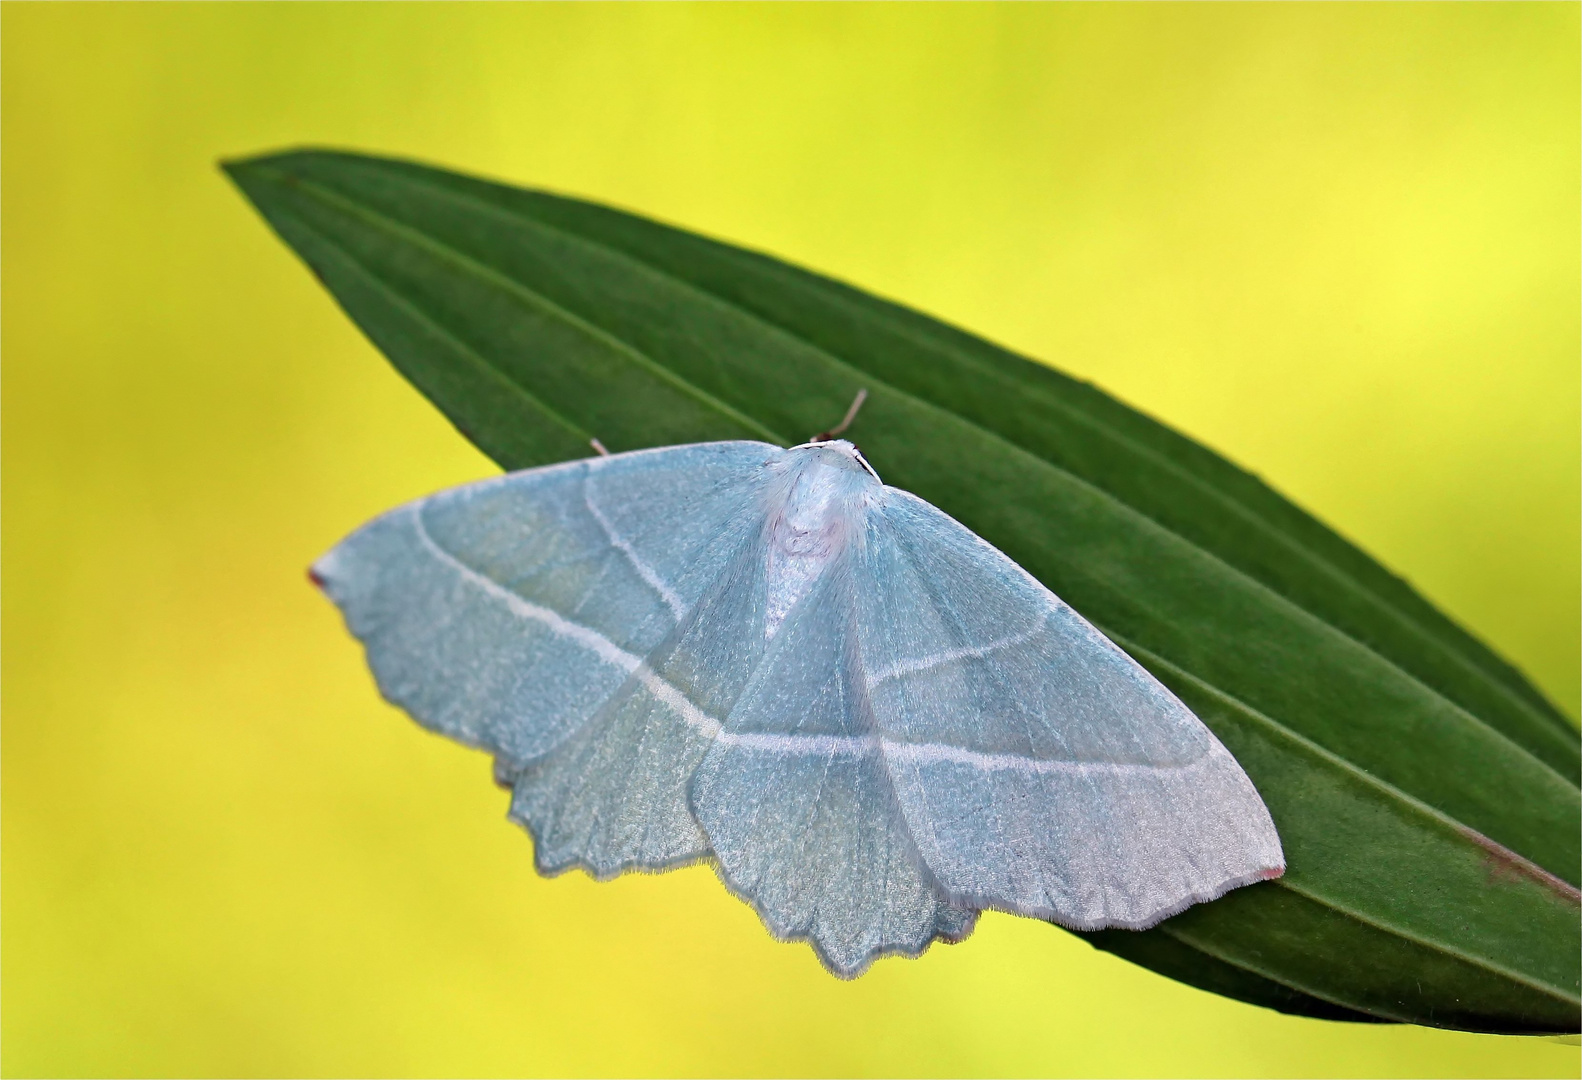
<box><xmin>690</xmin><ymin>555</ymin><xmax>977</xmax><ymax>978</ymax></box>
<box><xmin>311</xmin><ymin>440</ymin><xmax>780</xmax><ymax>770</ymax></box>
<box><xmin>857</xmin><ymin>490</ymin><xmax>1285</xmax><ymax>930</ymax></box>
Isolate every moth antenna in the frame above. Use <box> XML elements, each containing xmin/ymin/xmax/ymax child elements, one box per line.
<box><xmin>590</xmin><ymin>438</ymin><xmax>611</xmax><ymax>457</ymax></box>
<box><xmin>812</xmin><ymin>388</ymin><xmax>868</xmax><ymax>442</ymax></box>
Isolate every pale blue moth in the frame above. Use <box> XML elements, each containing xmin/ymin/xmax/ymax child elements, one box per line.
<box><xmin>312</xmin><ymin>417</ymin><xmax>1285</xmax><ymax>976</ymax></box>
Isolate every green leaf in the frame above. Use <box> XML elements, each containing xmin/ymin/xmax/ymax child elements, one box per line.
<box><xmin>224</xmin><ymin>148</ymin><xmax>1581</xmax><ymax>1034</ymax></box>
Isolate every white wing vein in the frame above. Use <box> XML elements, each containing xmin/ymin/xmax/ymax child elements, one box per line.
<box><xmin>865</xmin><ymin>611</ymin><xmax>1047</xmax><ymax>686</ymax></box>
<box><xmin>581</xmin><ymin>476</ymin><xmax>687</xmax><ymax>621</ymax></box>
<box><xmin>711</xmin><ymin>728</ymin><xmax>1205</xmax><ymax>776</ymax></box>
<box><xmin>407</xmin><ymin>504</ymin><xmax>722</xmax><ymax>738</ymax></box>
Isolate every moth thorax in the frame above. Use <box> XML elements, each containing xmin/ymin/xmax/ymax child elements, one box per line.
<box><xmin>762</xmin><ymin>458</ymin><xmax>864</xmax><ymax>639</ymax></box>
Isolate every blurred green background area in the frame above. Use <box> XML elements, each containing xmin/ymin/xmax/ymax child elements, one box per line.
<box><xmin>3</xmin><ymin>3</ymin><xmax>1577</xmax><ymax>1076</ymax></box>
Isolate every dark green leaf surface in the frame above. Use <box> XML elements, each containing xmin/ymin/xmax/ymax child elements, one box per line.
<box><xmin>225</xmin><ymin>149</ymin><xmax>1580</xmax><ymax>1033</ymax></box>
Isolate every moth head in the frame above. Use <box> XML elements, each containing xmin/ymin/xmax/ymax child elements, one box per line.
<box><xmin>788</xmin><ymin>438</ymin><xmax>882</xmax><ymax>483</ymax></box>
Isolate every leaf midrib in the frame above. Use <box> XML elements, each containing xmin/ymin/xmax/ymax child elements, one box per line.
<box><xmin>282</xmin><ymin>205</ymin><xmax>592</xmax><ymax>446</ymax></box>
<box><xmin>252</xmin><ymin>166</ymin><xmax>1577</xmax><ymax>810</ymax></box>
<box><xmin>254</xmin><ymin>165</ymin><xmax>786</xmax><ymax>448</ymax></box>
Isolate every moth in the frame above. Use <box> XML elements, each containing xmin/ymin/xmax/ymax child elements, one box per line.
<box><xmin>312</xmin><ymin>407</ymin><xmax>1284</xmax><ymax>976</ymax></box>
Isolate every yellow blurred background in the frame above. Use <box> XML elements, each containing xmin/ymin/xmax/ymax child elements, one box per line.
<box><xmin>4</xmin><ymin>3</ymin><xmax>1577</xmax><ymax>1076</ymax></box>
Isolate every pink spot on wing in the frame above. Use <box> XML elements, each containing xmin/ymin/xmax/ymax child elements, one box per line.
<box><xmin>307</xmin><ymin>566</ymin><xmax>326</xmax><ymax>591</ymax></box>
<box><xmin>1257</xmin><ymin>866</ymin><xmax>1285</xmax><ymax>881</ymax></box>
